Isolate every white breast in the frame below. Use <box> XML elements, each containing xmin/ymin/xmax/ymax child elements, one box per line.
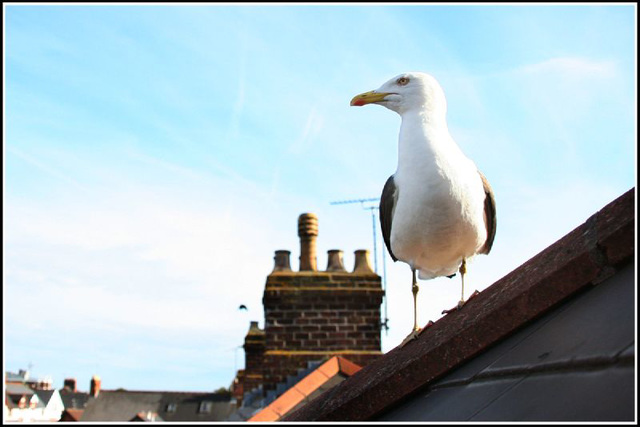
<box><xmin>390</xmin><ymin>114</ymin><xmax>487</xmax><ymax>279</ymax></box>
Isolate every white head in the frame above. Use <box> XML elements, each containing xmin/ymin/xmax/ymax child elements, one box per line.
<box><xmin>351</xmin><ymin>71</ymin><xmax>447</xmax><ymax>118</ymax></box>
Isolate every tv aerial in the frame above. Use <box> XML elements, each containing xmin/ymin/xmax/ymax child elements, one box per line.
<box><xmin>330</xmin><ymin>197</ymin><xmax>390</xmax><ymax>334</ymax></box>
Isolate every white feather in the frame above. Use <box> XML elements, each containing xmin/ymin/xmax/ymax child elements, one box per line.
<box><xmin>374</xmin><ymin>72</ymin><xmax>488</xmax><ymax>280</ymax></box>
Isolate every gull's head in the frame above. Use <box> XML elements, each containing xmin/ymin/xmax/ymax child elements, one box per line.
<box><xmin>350</xmin><ymin>71</ymin><xmax>447</xmax><ymax>116</ymax></box>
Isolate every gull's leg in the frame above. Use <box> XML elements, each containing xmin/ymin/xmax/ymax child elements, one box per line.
<box><xmin>400</xmin><ymin>268</ymin><xmax>421</xmax><ymax>347</ymax></box>
<box><xmin>442</xmin><ymin>258</ymin><xmax>477</xmax><ymax>314</ymax></box>
<box><xmin>412</xmin><ymin>268</ymin><xmax>419</xmax><ymax>332</ymax></box>
<box><xmin>458</xmin><ymin>258</ymin><xmax>467</xmax><ymax>308</ymax></box>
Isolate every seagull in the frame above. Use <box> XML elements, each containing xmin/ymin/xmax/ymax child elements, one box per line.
<box><xmin>351</xmin><ymin>72</ymin><xmax>496</xmax><ymax>346</ymax></box>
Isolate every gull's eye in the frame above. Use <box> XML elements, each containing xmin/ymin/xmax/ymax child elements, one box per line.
<box><xmin>397</xmin><ymin>77</ymin><xmax>410</xmax><ymax>86</ymax></box>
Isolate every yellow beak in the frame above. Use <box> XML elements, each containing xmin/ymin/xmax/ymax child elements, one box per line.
<box><xmin>350</xmin><ymin>90</ymin><xmax>393</xmax><ymax>106</ymax></box>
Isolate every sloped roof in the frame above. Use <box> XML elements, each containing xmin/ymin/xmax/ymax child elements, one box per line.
<box><xmin>32</xmin><ymin>388</ymin><xmax>57</xmax><ymax>406</ymax></box>
<box><xmin>5</xmin><ymin>383</ymin><xmax>43</xmax><ymax>409</ymax></box>
<box><xmin>80</xmin><ymin>390</ymin><xmax>233</xmax><ymax>422</ymax></box>
<box><xmin>248</xmin><ymin>356</ymin><xmax>361</xmax><ymax>421</ymax></box>
<box><xmin>377</xmin><ymin>261</ymin><xmax>634</xmax><ymax>421</ymax></box>
<box><xmin>285</xmin><ymin>187</ymin><xmax>635</xmax><ymax>421</ymax></box>
<box><xmin>5</xmin><ymin>383</ymin><xmax>35</xmax><ymax>397</ymax></box>
<box><xmin>59</xmin><ymin>388</ymin><xmax>91</xmax><ymax>409</ymax></box>
<box><xmin>60</xmin><ymin>408</ymin><xmax>84</xmax><ymax>421</ymax></box>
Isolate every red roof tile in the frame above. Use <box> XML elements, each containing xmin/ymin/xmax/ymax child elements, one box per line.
<box><xmin>60</xmin><ymin>408</ymin><xmax>84</xmax><ymax>421</ymax></box>
<box><xmin>284</xmin><ymin>188</ymin><xmax>635</xmax><ymax>421</ymax></box>
<box><xmin>248</xmin><ymin>356</ymin><xmax>362</xmax><ymax>422</ymax></box>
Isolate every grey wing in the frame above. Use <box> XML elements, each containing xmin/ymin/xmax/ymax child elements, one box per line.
<box><xmin>380</xmin><ymin>175</ymin><xmax>398</xmax><ymax>262</ymax></box>
<box><xmin>478</xmin><ymin>170</ymin><xmax>497</xmax><ymax>254</ymax></box>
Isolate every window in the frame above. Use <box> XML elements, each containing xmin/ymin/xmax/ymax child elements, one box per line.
<box><xmin>165</xmin><ymin>403</ymin><xmax>177</xmax><ymax>413</ymax></box>
<box><xmin>198</xmin><ymin>401</ymin><xmax>213</xmax><ymax>414</ymax></box>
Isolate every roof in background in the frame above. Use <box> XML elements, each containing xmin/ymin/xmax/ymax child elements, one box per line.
<box><xmin>5</xmin><ymin>383</ymin><xmax>36</xmax><ymax>397</ymax></box>
<box><xmin>285</xmin><ymin>187</ymin><xmax>635</xmax><ymax>421</ymax></box>
<box><xmin>80</xmin><ymin>390</ymin><xmax>233</xmax><ymax>422</ymax></box>
<box><xmin>248</xmin><ymin>356</ymin><xmax>361</xmax><ymax>422</ymax></box>
<box><xmin>60</xmin><ymin>408</ymin><xmax>84</xmax><ymax>421</ymax></box>
<box><xmin>58</xmin><ymin>388</ymin><xmax>91</xmax><ymax>409</ymax></box>
<box><xmin>32</xmin><ymin>388</ymin><xmax>58</xmax><ymax>406</ymax></box>
<box><xmin>5</xmin><ymin>383</ymin><xmax>43</xmax><ymax>409</ymax></box>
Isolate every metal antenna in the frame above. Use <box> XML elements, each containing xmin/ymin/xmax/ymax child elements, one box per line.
<box><xmin>330</xmin><ymin>197</ymin><xmax>390</xmax><ymax>335</ymax></box>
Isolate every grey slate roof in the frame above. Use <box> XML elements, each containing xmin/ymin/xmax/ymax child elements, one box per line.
<box><xmin>32</xmin><ymin>389</ymin><xmax>57</xmax><ymax>406</ymax></box>
<box><xmin>80</xmin><ymin>390</ymin><xmax>234</xmax><ymax>422</ymax></box>
<box><xmin>377</xmin><ymin>261</ymin><xmax>635</xmax><ymax>422</ymax></box>
<box><xmin>58</xmin><ymin>388</ymin><xmax>91</xmax><ymax>409</ymax></box>
<box><xmin>5</xmin><ymin>383</ymin><xmax>35</xmax><ymax>396</ymax></box>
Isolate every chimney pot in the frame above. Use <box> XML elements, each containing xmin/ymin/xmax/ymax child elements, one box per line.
<box><xmin>326</xmin><ymin>249</ymin><xmax>346</xmax><ymax>272</ymax></box>
<box><xmin>64</xmin><ymin>378</ymin><xmax>77</xmax><ymax>393</ymax></box>
<box><xmin>353</xmin><ymin>249</ymin><xmax>375</xmax><ymax>274</ymax></box>
<box><xmin>248</xmin><ymin>321</ymin><xmax>261</xmax><ymax>333</ymax></box>
<box><xmin>298</xmin><ymin>213</ymin><xmax>318</xmax><ymax>271</ymax></box>
<box><xmin>272</xmin><ymin>250</ymin><xmax>292</xmax><ymax>272</ymax></box>
<box><xmin>90</xmin><ymin>375</ymin><xmax>101</xmax><ymax>398</ymax></box>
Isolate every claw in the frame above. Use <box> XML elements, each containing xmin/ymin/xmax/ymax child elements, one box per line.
<box><xmin>442</xmin><ymin>301</ymin><xmax>464</xmax><ymax>315</ymax></box>
<box><xmin>442</xmin><ymin>290</ymin><xmax>480</xmax><ymax>315</ymax></box>
<box><xmin>400</xmin><ymin>328</ymin><xmax>421</xmax><ymax>347</ymax></box>
<box><xmin>400</xmin><ymin>320</ymin><xmax>435</xmax><ymax>347</ymax></box>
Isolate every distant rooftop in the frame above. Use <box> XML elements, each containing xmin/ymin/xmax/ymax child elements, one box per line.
<box><xmin>80</xmin><ymin>389</ymin><xmax>233</xmax><ymax>422</ymax></box>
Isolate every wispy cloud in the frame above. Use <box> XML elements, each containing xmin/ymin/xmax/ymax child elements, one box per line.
<box><xmin>7</xmin><ymin>146</ymin><xmax>93</xmax><ymax>194</ymax></box>
<box><xmin>288</xmin><ymin>107</ymin><xmax>324</xmax><ymax>154</ymax></box>
<box><xmin>515</xmin><ymin>56</ymin><xmax>618</xmax><ymax>79</ymax></box>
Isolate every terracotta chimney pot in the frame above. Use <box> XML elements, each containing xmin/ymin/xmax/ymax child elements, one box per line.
<box><xmin>298</xmin><ymin>213</ymin><xmax>318</xmax><ymax>271</ymax></box>
<box><xmin>353</xmin><ymin>249</ymin><xmax>375</xmax><ymax>274</ymax></box>
<box><xmin>273</xmin><ymin>250</ymin><xmax>292</xmax><ymax>272</ymax></box>
<box><xmin>90</xmin><ymin>375</ymin><xmax>101</xmax><ymax>398</ymax></box>
<box><xmin>64</xmin><ymin>378</ymin><xmax>77</xmax><ymax>393</ymax></box>
<box><xmin>326</xmin><ymin>249</ymin><xmax>346</xmax><ymax>272</ymax></box>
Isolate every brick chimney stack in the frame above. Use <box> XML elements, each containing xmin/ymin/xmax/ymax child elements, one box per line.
<box><xmin>260</xmin><ymin>213</ymin><xmax>384</xmax><ymax>392</ymax></box>
<box><xmin>242</xmin><ymin>321</ymin><xmax>265</xmax><ymax>396</ymax></box>
<box><xmin>63</xmin><ymin>378</ymin><xmax>77</xmax><ymax>392</ymax></box>
<box><xmin>298</xmin><ymin>213</ymin><xmax>318</xmax><ymax>271</ymax></box>
<box><xmin>90</xmin><ymin>375</ymin><xmax>101</xmax><ymax>398</ymax></box>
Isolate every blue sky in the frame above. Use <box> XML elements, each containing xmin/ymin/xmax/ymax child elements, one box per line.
<box><xmin>4</xmin><ymin>4</ymin><xmax>636</xmax><ymax>393</ymax></box>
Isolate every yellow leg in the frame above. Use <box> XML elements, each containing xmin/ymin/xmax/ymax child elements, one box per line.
<box><xmin>400</xmin><ymin>268</ymin><xmax>421</xmax><ymax>347</ymax></box>
<box><xmin>442</xmin><ymin>258</ymin><xmax>470</xmax><ymax>314</ymax></box>
<box><xmin>459</xmin><ymin>258</ymin><xmax>467</xmax><ymax>308</ymax></box>
<box><xmin>412</xmin><ymin>268</ymin><xmax>419</xmax><ymax>332</ymax></box>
